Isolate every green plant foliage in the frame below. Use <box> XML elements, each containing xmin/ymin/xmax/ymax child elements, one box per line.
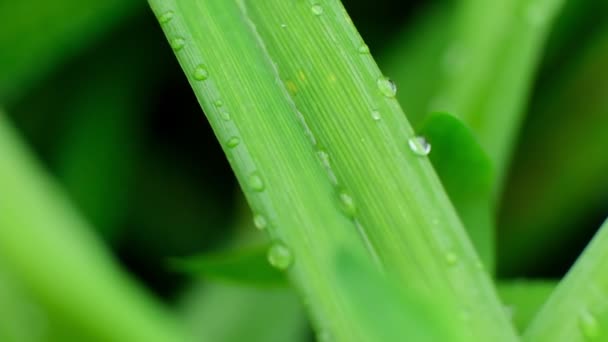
<box><xmin>419</xmin><ymin>113</ymin><xmax>495</xmax><ymax>271</ymax></box>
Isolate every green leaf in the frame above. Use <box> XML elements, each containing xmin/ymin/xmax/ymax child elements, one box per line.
<box><xmin>147</xmin><ymin>0</ymin><xmax>373</xmax><ymax>339</ymax></box>
<box><xmin>170</xmin><ymin>245</ymin><xmax>286</xmax><ymax>287</ymax></box>
<box><xmin>0</xmin><ymin>111</ymin><xmax>191</xmax><ymax>342</ymax></box>
<box><xmin>524</xmin><ymin>219</ymin><xmax>608</xmax><ymax>342</ymax></box>
<box><xmin>149</xmin><ymin>0</ymin><xmax>517</xmax><ymax>340</ymax></box>
<box><xmin>419</xmin><ymin>113</ymin><xmax>495</xmax><ymax>272</ymax></box>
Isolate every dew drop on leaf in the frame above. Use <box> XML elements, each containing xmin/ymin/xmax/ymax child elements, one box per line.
<box><xmin>226</xmin><ymin>137</ymin><xmax>240</xmax><ymax>148</ymax></box>
<box><xmin>408</xmin><ymin>136</ymin><xmax>431</xmax><ymax>156</ymax></box>
<box><xmin>158</xmin><ymin>11</ymin><xmax>174</xmax><ymax>24</ymax></box>
<box><xmin>170</xmin><ymin>37</ymin><xmax>185</xmax><ymax>51</ymax></box>
<box><xmin>445</xmin><ymin>252</ymin><xmax>459</xmax><ymax>265</ymax></box>
<box><xmin>219</xmin><ymin>111</ymin><xmax>231</xmax><ymax>121</ymax></box>
<box><xmin>579</xmin><ymin>310</ymin><xmax>600</xmax><ymax>340</ymax></box>
<box><xmin>358</xmin><ymin>44</ymin><xmax>370</xmax><ymax>55</ymax></box>
<box><xmin>376</xmin><ymin>77</ymin><xmax>397</xmax><ymax>98</ymax></box>
<box><xmin>267</xmin><ymin>242</ymin><xmax>293</xmax><ymax>270</ymax></box>
<box><xmin>248</xmin><ymin>174</ymin><xmax>265</xmax><ymax>192</ymax></box>
<box><xmin>311</xmin><ymin>4</ymin><xmax>324</xmax><ymax>16</ymax></box>
<box><xmin>339</xmin><ymin>192</ymin><xmax>357</xmax><ymax>217</ymax></box>
<box><xmin>193</xmin><ymin>65</ymin><xmax>209</xmax><ymax>81</ymax></box>
<box><xmin>253</xmin><ymin>214</ymin><xmax>268</xmax><ymax>230</ymax></box>
<box><xmin>371</xmin><ymin>110</ymin><xmax>381</xmax><ymax>121</ymax></box>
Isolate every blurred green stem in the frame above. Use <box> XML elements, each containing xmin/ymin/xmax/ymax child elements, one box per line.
<box><xmin>0</xmin><ymin>111</ymin><xmax>189</xmax><ymax>342</ymax></box>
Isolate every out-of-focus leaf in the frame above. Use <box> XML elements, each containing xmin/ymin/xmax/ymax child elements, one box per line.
<box><xmin>170</xmin><ymin>245</ymin><xmax>286</xmax><ymax>288</ymax></box>
<box><xmin>333</xmin><ymin>250</ymin><xmax>467</xmax><ymax>342</ymax></box>
<box><xmin>0</xmin><ymin>111</ymin><xmax>190</xmax><ymax>342</ymax></box>
<box><xmin>0</xmin><ymin>0</ymin><xmax>141</xmax><ymax>104</ymax></box>
<box><xmin>419</xmin><ymin>113</ymin><xmax>495</xmax><ymax>271</ymax></box>
<box><xmin>380</xmin><ymin>2</ymin><xmax>454</xmax><ymax>126</ymax></box>
<box><xmin>498</xmin><ymin>280</ymin><xmax>556</xmax><ymax>333</ymax></box>
<box><xmin>498</xmin><ymin>22</ymin><xmax>608</xmax><ymax>276</ymax></box>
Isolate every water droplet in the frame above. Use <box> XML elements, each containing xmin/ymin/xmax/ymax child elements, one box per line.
<box><xmin>377</xmin><ymin>77</ymin><xmax>397</xmax><ymax>98</ymax></box>
<box><xmin>408</xmin><ymin>136</ymin><xmax>431</xmax><ymax>156</ymax></box>
<box><xmin>339</xmin><ymin>192</ymin><xmax>356</xmax><ymax>217</ymax></box>
<box><xmin>311</xmin><ymin>4</ymin><xmax>324</xmax><ymax>16</ymax></box>
<box><xmin>226</xmin><ymin>137</ymin><xmax>240</xmax><ymax>148</ymax></box>
<box><xmin>248</xmin><ymin>174</ymin><xmax>265</xmax><ymax>192</ymax></box>
<box><xmin>358</xmin><ymin>44</ymin><xmax>370</xmax><ymax>54</ymax></box>
<box><xmin>253</xmin><ymin>214</ymin><xmax>268</xmax><ymax>230</ymax></box>
<box><xmin>214</xmin><ymin>100</ymin><xmax>224</xmax><ymax>107</ymax></box>
<box><xmin>371</xmin><ymin>110</ymin><xmax>381</xmax><ymax>121</ymax></box>
<box><xmin>170</xmin><ymin>38</ymin><xmax>185</xmax><ymax>51</ymax></box>
<box><xmin>267</xmin><ymin>242</ymin><xmax>293</xmax><ymax>270</ymax></box>
<box><xmin>158</xmin><ymin>11</ymin><xmax>174</xmax><ymax>24</ymax></box>
<box><xmin>193</xmin><ymin>65</ymin><xmax>209</xmax><ymax>81</ymax></box>
<box><xmin>280</xmin><ymin>23</ymin><xmax>287</xmax><ymax>29</ymax></box>
<box><xmin>445</xmin><ymin>252</ymin><xmax>459</xmax><ymax>265</ymax></box>
<box><xmin>579</xmin><ymin>310</ymin><xmax>600</xmax><ymax>340</ymax></box>
<box><xmin>220</xmin><ymin>111</ymin><xmax>231</xmax><ymax>121</ymax></box>
<box><xmin>170</xmin><ymin>37</ymin><xmax>185</xmax><ymax>51</ymax></box>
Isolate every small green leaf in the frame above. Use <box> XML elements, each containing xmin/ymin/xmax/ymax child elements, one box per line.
<box><xmin>169</xmin><ymin>245</ymin><xmax>287</xmax><ymax>287</ymax></box>
<box><xmin>419</xmin><ymin>113</ymin><xmax>495</xmax><ymax>271</ymax></box>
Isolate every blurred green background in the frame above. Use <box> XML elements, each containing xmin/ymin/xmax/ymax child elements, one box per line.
<box><xmin>1</xmin><ymin>0</ymin><xmax>607</xmax><ymax>340</ymax></box>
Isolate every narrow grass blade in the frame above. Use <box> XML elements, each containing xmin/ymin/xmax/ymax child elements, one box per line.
<box><xmin>524</xmin><ymin>219</ymin><xmax>608</xmax><ymax>341</ymax></box>
<box><xmin>240</xmin><ymin>1</ymin><xmax>516</xmax><ymax>340</ymax></box>
<box><xmin>147</xmin><ymin>0</ymin><xmax>375</xmax><ymax>339</ymax></box>
<box><xmin>150</xmin><ymin>0</ymin><xmax>518</xmax><ymax>339</ymax></box>
<box><xmin>0</xmin><ymin>112</ymin><xmax>190</xmax><ymax>342</ymax></box>
<box><xmin>498</xmin><ymin>280</ymin><xmax>556</xmax><ymax>332</ymax></box>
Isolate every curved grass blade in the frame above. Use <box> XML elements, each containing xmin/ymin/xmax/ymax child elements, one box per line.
<box><xmin>147</xmin><ymin>0</ymin><xmax>375</xmax><ymax>339</ymax></box>
<box><xmin>239</xmin><ymin>1</ymin><xmax>517</xmax><ymax>340</ymax></box>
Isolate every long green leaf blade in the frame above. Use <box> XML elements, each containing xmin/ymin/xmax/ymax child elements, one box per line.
<box><xmin>240</xmin><ymin>1</ymin><xmax>516</xmax><ymax>340</ymax></box>
<box><xmin>147</xmin><ymin>0</ymin><xmax>374</xmax><ymax>339</ymax></box>
<box><xmin>0</xmin><ymin>112</ymin><xmax>189</xmax><ymax>342</ymax></box>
